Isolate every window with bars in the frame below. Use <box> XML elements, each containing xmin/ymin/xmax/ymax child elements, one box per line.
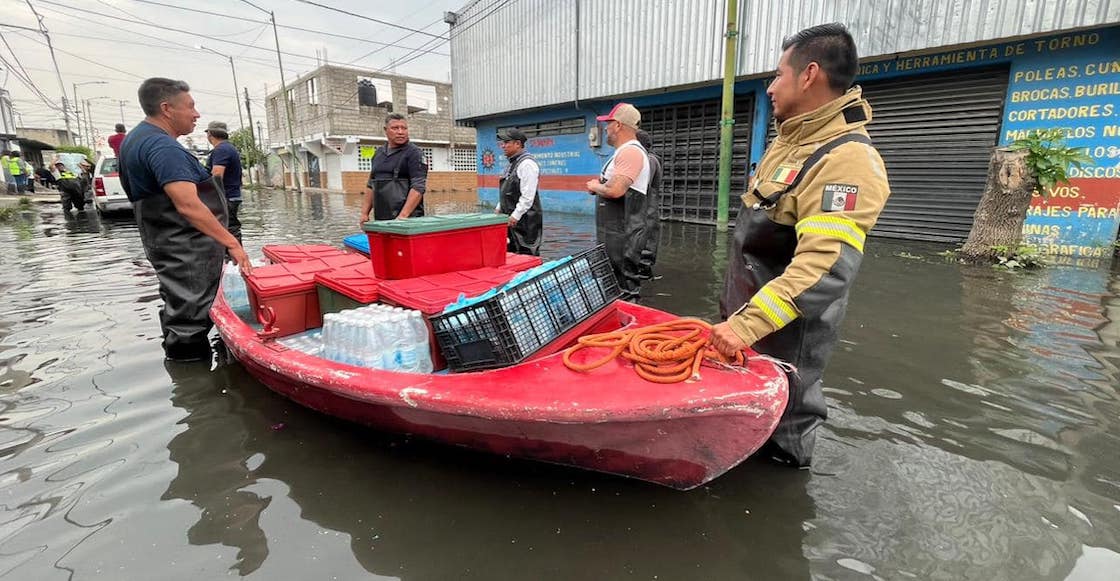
<box><xmin>357</xmin><ymin>145</ymin><xmax>376</xmax><ymax>172</ymax></box>
<box><xmin>420</xmin><ymin>147</ymin><xmax>434</xmax><ymax>169</ymax></box>
<box><xmin>497</xmin><ymin>117</ymin><xmax>586</xmax><ymax>138</ymax></box>
<box><xmin>452</xmin><ymin>147</ymin><xmax>476</xmax><ymax>172</ymax></box>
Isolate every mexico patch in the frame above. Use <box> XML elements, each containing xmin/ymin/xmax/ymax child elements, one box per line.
<box><xmin>771</xmin><ymin>164</ymin><xmax>800</xmax><ymax>185</ymax></box>
<box><xmin>822</xmin><ymin>183</ymin><xmax>859</xmax><ymax>212</ymax></box>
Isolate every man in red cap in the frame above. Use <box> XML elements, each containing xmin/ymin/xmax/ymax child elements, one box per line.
<box><xmin>585</xmin><ymin>103</ymin><xmax>652</xmax><ymax>300</ymax></box>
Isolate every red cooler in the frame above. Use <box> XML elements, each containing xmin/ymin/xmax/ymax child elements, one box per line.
<box><xmin>263</xmin><ymin>244</ymin><xmax>351</xmax><ymax>264</ymax></box>
<box><xmin>245</xmin><ymin>255</ymin><xmax>367</xmax><ymax>336</ymax></box>
<box><xmin>362</xmin><ymin>213</ymin><xmax>508</xmax><ymax>279</ymax></box>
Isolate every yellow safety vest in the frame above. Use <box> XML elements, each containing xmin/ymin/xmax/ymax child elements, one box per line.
<box><xmin>58</xmin><ymin>170</ymin><xmax>76</xmax><ymax>180</ymax></box>
<box><xmin>7</xmin><ymin>157</ymin><xmax>24</xmax><ymax>176</ymax></box>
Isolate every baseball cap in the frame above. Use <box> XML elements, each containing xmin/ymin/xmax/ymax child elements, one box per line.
<box><xmin>497</xmin><ymin>128</ymin><xmax>528</xmax><ymax>143</ymax></box>
<box><xmin>205</xmin><ymin>121</ymin><xmax>229</xmax><ymax>135</ymax></box>
<box><xmin>596</xmin><ymin>103</ymin><xmax>640</xmax><ymax>129</ymax></box>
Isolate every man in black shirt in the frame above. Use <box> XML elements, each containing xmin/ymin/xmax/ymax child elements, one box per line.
<box><xmin>359</xmin><ymin>113</ymin><xmax>428</xmax><ymax>225</ymax></box>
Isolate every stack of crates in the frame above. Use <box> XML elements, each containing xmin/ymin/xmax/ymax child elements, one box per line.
<box><xmin>431</xmin><ymin>246</ymin><xmax>620</xmax><ymax>371</ymax></box>
<box><xmin>244</xmin><ymin>253</ymin><xmax>368</xmax><ymax>336</ymax></box>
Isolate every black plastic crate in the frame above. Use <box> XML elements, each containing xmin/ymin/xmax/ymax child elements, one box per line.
<box><xmin>431</xmin><ymin>245</ymin><xmax>620</xmax><ymax>371</ymax></box>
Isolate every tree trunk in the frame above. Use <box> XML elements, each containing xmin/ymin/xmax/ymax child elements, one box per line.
<box><xmin>960</xmin><ymin>148</ymin><xmax>1038</xmax><ymax>262</ymax></box>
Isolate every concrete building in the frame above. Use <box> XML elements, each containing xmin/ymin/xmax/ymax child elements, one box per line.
<box><xmin>13</xmin><ymin>127</ymin><xmax>76</xmax><ymax>168</ymax></box>
<box><xmin>449</xmin><ymin>0</ymin><xmax>1120</xmax><ymax>258</ymax></box>
<box><xmin>264</xmin><ymin>64</ymin><xmax>477</xmax><ymax>195</ymax></box>
<box><xmin>0</xmin><ymin>89</ymin><xmax>15</xmax><ymax>153</ymax></box>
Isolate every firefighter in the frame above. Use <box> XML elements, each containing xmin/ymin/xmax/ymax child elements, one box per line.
<box><xmin>54</xmin><ymin>161</ymin><xmax>85</xmax><ymax>212</ymax></box>
<box><xmin>709</xmin><ymin>23</ymin><xmax>892</xmax><ymax>467</ymax></box>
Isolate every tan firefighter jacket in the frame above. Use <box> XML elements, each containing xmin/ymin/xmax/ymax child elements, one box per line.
<box><xmin>727</xmin><ymin>87</ymin><xmax>892</xmax><ymax>345</ymax></box>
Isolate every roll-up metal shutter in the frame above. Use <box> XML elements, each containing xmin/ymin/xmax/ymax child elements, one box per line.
<box><xmin>642</xmin><ymin>94</ymin><xmax>754</xmax><ymax>223</ymax></box>
<box><xmin>764</xmin><ymin>66</ymin><xmax>1010</xmax><ymax>242</ymax></box>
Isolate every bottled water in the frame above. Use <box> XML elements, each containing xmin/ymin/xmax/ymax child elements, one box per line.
<box><xmin>222</xmin><ymin>264</ymin><xmax>252</xmax><ymax>319</ymax></box>
<box><xmin>319</xmin><ymin>304</ymin><xmax>432</xmax><ymax>373</ymax></box>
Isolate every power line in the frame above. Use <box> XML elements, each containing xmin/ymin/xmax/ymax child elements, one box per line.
<box><xmin>125</xmin><ymin>0</ymin><xmax>449</xmax><ymax>55</ymax></box>
<box><xmin>291</xmin><ymin>0</ymin><xmax>448</xmax><ymax>41</ymax></box>
<box><xmin>36</xmin><ymin>0</ymin><xmax>325</xmax><ymax>66</ymax></box>
<box><xmin>33</xmin><ymin>4</ymin><xmax>306</xmax><ymax>76</ymax></box>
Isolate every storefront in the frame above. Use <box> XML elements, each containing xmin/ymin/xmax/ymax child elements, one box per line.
<box><xmin>473</xmin><ymin>25</ymin><xmax>1119</xmax><ymax>256</ymax></box>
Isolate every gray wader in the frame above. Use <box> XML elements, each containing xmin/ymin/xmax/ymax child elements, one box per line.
<box><xmin>134</xmin><ymin>176</ymin><xmax>228</xmax><ymax>359</ymax></box>
<box><xmin>498</xmin><ymin>152</ymin><xmax>543</xmax><ymax>256</ymax></box>
<box><xmin>720</xmin><ymin>134</ymin><xmax>871</xmax><ymax>466</ymax></box>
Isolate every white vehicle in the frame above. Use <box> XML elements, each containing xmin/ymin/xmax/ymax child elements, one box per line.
<box><xmin>92</xmin><ymin>156</ymin><xmax>132</xmax><ymax>214</ymax></box>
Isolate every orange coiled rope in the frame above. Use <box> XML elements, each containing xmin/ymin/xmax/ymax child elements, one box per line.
<box><xmin>562</xmin><ymin>318</ymin><xmax>744</xmax><ymax>383</ymax></box>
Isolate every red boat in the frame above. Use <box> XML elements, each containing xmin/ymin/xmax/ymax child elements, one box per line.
<box><xmin>211</xmin><ymin>291</ymin><xmax>789</xmax><ymax>490</ymax></box>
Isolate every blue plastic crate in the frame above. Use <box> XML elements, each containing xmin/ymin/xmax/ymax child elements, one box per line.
<box><xmin>343</xmin><ymin>233</ymin><xmax>370</xmax><ymax>255</ymax></box>
<box><xmin>431</xmin><ymin>246</ymin><xmax>619</xmax><ymax>371</ymax></box>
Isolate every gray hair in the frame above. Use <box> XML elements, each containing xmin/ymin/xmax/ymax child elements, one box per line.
<box><xmin>138</xmin><ymin>77</ymin><xmax>190</xmax><ymax>117</ymax></box>
<box><xmin>383</xmin><ymin>112</ymin><xmax>407</xmax><ymax>128</ymax></box>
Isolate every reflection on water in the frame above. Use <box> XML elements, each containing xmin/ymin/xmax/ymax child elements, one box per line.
<box><xmin>0</xmin><ymin>190</ymin><xmax>1118</xmax><ymax>579</ymax></box>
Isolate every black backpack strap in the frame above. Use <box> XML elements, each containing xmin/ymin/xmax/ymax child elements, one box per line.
<box><xmin>751</xmin><ymin>132</ymin><xmax>873</xmax><ymax>210</ymax></box>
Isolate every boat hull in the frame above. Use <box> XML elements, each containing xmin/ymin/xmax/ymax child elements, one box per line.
<box><xmin>212</xmin><ymin>295</ymin><xmax>788</xmax><ymax>490</ymax></box>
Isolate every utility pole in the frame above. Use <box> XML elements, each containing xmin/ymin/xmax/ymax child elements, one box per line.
<box><xmin>25</xmin><ymin>1</ymin><xmax>72</xmax><ymax>140</ymax></box>
<box><xmin>118</xmin><ymin>100</ymin><xmax>126</xmax><ymax>125</ymax></box>
<box><xmin>73</xmin><ymin>81</ymin><xmax>107</xmax><ymax>147</ymax></box>
<box><xmin>243</xmin><ymin>87</ymin><xmax>256</xmax><ymax>185</ymax></box>
<box><xmin>197</xmin><ymin>46</ymin><xmax>246</xmax><ymax>132</ymax></box>
<box><xmin>84</xmin><ymin>99</ymin><xmax>94</xmax><ymax>147</ymax></box>
<box><xmin>238</xmin><ymin>0</ymin><xmax>302</xmax><ymax>193</ymax></box>
<box><xmin>715</xmin><ymin>0</ymin><xmax>740</xmax><ymax>231</ymax></box>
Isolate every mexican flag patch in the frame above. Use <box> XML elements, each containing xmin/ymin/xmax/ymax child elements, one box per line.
<box><xmin>771</xmin><ymin>165</ymin><xmax>800</xmax><ymax>185</ymax></box>
<box><xmin>822</xmin><ymin>183</ymin><xmax>859</xmax><ymax>212</ymax></box>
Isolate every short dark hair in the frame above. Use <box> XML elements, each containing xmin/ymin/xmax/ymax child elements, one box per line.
<box><xmin>383</xmin><ymin>112</ymin><xmax>407</xmax><ymax>128</ymax></box>
<box><xmin>781</xmin><ymin>23</ymin><xmax>858</xmax><ymax>93</ymax></box>
<box><xmin>635</xmin><ymin>129</ymin><xmax>653</xmax><ymax>149</ymax></box>
<box><xmin>138</xmin><ymin>77</ymin><xmax>190</xmax><ymax>117</ymax></box>
<box><xmin>115</xmin><ymin>123</ymin><xmax>126</xmax><ymax>133</ymax></box>
<box><xmin>9</xmin><ymin>150</ymin><xmax>20</xmax><ymax>158</ymax></box>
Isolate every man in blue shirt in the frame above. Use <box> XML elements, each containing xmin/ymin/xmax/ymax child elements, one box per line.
<box><xmin>205</xmin><ymin>121</ymin><xmax>244</xmax><ymax>242</ymax></box>
<box><xmin>119</xmin><ymin>77</ymin><xmax>251</xmax><ymax>362</ymax></box>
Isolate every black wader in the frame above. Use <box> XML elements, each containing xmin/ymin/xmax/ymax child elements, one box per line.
<box><xmin>372</xmin><ymin>147</ymin><xmax>424</xmax><ymax>221</ymax></box>
<box><xmin>719</xmin><ymin>134</ymin><xmax>871</xmax><ymax>466</ymax></box>
<box><xmin>596</xmin><ymin>142</ymin><xmax>650</xmax><ymax>300</ymax></box>
<box><xmin>498</xmin><ymin>151</ymin><xmax>543</xmax><ymax>256</ymax></box>
<box><xmin>134</xmin><ymin>177</ymin><xmax>228</xmax><ymax>359</ymax></box>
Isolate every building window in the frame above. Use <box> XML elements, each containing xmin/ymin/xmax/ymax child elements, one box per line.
<box><xmin>451</xmin><ymin>147</ymin><xmax>476</xmax><ymax>172</ymax></box>
<box><xmin>357</xmin><ymin>145</ymin><xmax>376</xmax><ymax>172</ymax></box>
<box><xmin>497</xmin><ymin>117</ymin><xmax>586</xmax><ymax>138</ymax></box>
<box><xmin>286</xmin><ymin>88</ymin><xmax>295</xmax><ymax>104</ymax></box>
<box><xmin>357</xmin><ymin>76</ymin><xmax>393</xmax><ymax>110</ymax></box>
<box><xmin>406</xmin><ymin>83</ymin><xmax>438</xmax><ymax>114</ymax></box>
<box><xmin>270</xmin><ymin>97</ymin><xmax>279</xmax><ymax>128</ymax></box>
<box><xmin>420</xmin><ymin>147</ymin><xmax>434</xmax><ymax>169</ymax></box>
<box><xmin>307</xmin><ymin>78</ymin><xmax>319</xmax><ymax>106</ymax></box>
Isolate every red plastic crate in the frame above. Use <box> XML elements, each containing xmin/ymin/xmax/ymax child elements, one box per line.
<box><xmin>244</xmin><ymin>258</ymin><xmax>346</xmax><ymax>336</ymax></box>
<box><xmin>263</xmin><ymin>244</ymin><xmax>351</xmax><ymax>264</ymax></box>
<box><xmin>500</xmin><ymin>252</ymin><xmax>544</xmax><ymax>272</ymax></box>
<box><xmin>314</xmin><ymin>262</ymin><xmax>380</xmax><ymax>303</ymax></box>
<box><xmin>378</xmin><ymin>267</ymin><xmax>518</xmax><ymax>315</ymax></box>
<box><xmin>365</xmin><ymin>224</ymin><xmax>507</xmax><ymax>279</ymax></box>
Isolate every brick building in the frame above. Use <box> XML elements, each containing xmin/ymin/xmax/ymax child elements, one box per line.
<box><xmin>264</xmin><ymin>64</ymin><xmax>477</xmax><ymax>195</ymax></box>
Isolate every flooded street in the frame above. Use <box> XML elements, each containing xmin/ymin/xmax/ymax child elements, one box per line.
<box><xmin>1</xmin><ymin>189</ymin><xmax>1118</xmax><ymax>580</ymax></box>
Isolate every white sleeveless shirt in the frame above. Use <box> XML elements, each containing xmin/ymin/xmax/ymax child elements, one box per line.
<box><xmin>601</xmin><ymin>139</ymin><xmax>650</xmax><ymax>195</ymax></box>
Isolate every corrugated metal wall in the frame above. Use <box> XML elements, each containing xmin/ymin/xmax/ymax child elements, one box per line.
<box><xmin>450</xmin><ymin>0</ymin><xmax>1118</xmax><ymax>119</ymax></box>
<box><xmin>578</xmin><ymin>0</ymin><xmax>727</xmax><ymax>100</ymax></box>
<box><xmin>739</xmin><ymin>0</ymin><xmax>1119</xmax><ymax>76</ymax></box>
<box><xmin>450</xmin><ymin>0</ymin><xmax>577</xmax><ymax>119</ymax></box>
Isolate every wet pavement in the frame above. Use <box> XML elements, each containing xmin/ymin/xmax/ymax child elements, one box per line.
<box><xmin>1</xmin><ymin>189</ymin><xmax>1118</xmax><ymax>580</ymax></box>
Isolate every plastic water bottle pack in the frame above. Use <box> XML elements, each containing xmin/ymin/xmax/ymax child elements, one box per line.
<box><xmin>221</xmin><ymin>263</ymin><xmax>253</xmax><ymax>319</ymax></box>
<box><xmin>321</xmin><ymin>304</ymin><xmax>434</xmax><ymax>373</ymax></box>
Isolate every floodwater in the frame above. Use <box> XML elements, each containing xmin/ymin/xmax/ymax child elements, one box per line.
<box><xmin>1</xmin><ymin>189</ymin><xmax>1118</xmax><ymax>580</ymax></box>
